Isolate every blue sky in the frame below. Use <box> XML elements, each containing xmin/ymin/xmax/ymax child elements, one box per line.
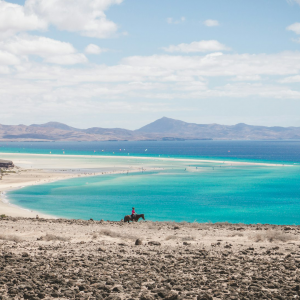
<box><xmin>1</xmin><ymin>0</ymin><xmax>300</xmax><ymax>129</ymax></box>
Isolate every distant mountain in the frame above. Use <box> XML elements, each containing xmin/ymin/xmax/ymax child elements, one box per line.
<box><xmin>136</xmin><ymin>117</ymin><xmax>300</xmax><ymax>140</ymax></box>
<box><xmin>0</xmin><ymin>117</ymin><xmax>300</xmax><ymax>141</ymax></box>
<box><xmin>30</xmin><ymin>122</ymin><xmax>80</xmax><ymax>132</ymax></box>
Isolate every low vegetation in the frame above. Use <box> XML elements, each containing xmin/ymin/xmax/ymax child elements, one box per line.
<box><xmin>42</xmin><ymin>233</ymin><xmax>70</xmax><ymax>242</ymax></box>
<box><xmin>252</xmin><ymin>230</ymin><xmax>296</xmax><ymax>243</ymax></box>
<box><xmin>0</xmin><ymin>234</ymin><xmax>22</xmax><ymax>243</ymax></box>
<box><xmin>100</xmin><ymin>229</ymin><xmax>137</xmax><ymax>241</ymax></box>
<box><xmin>165</xmin><ymin>235</ymin><xmax>177</xmax><ymax>240</ymax></box>
<box><xmin>181</xmin><ymin>235</ymin><xmax>195</xmax><ymax>241</ymax></box>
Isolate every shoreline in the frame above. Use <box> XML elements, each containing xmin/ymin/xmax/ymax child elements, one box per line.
<box><xmin>0</xmin><ymin>153</ymin><xmax>160</xmax><ymax>218</ymax></box>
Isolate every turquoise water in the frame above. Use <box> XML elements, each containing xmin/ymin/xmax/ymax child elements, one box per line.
<box><xmin>3</xmin><ymin>140</ymin><xmax>300</xmax><ymax>224</ymax></box>
<box><xmin>1</xmin><ymin>140</ymin><xmax>300</xmax><ymax>164</ymax></box>
<box><xmin>7</xmin><ymin>161</ymin><xmax>300</xmax><ymax>224</ymax></box>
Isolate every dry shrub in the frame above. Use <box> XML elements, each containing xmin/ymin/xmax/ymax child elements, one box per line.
<box><xmin>100</xmin><ymin>229</ymin><xmax>137</xmax><ymax>241</ymax></box>
<box><xmin>43</xmin><ymin>233</ymin><xmax>70</xmax><ymax>242</ymax></box>
<box><xmin>252</xmin><ymin>230</ymin><xmax>295</xmax><ymax>243</ymax></box>
<box><xmin>188</xmin><ymin>222</ymin><xmax>201</xmax><ymax>229</ymax></box>
<box><xmin>230</xmin><ymin>233</ymin><xmax>244</xmax><ymax>237</ymax></box>
<box><xmin>184</xmin><ymin>222</ymin><xmax>212</xmax><ymax>230</ymax></box>
<box><xmin>100</xmin><ymin>229</ymin><xmax>120</xmax><ymax>238</ymax></box>
<box><xmin>165</xmin><ymin>235</ymin><xmax>177</xmax><ymax>240</ymax></box>
<box><xmin>0</xmin><ymin>234</ymin><xmax>22</xmax><ymax>243</ymax></box>
<box><xmin>147</xmin><ymin>222</ymin><xmax>161</xmax><ymax>229</ymax></box>
<box><xmin>161</xmin><ymin>221</ymin><xmax>176</xmax><ymax>226</ymax></box>
<box><xmin>182</xmin><ymin>235</ymin><xmax>195</xmax><ymax>241</ymax></box>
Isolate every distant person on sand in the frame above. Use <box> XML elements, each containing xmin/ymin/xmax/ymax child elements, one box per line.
<box><xmin>131</xmin><ymin>207</ymin><xmax>136</xmax><ymax>220</ymax></box>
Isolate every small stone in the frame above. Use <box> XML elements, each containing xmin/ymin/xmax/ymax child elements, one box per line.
<box><xmin>148</xmin><ymin>241</ymin><xmax>161</xmax><ymax>246</ymax></box>
<box><xmin>135</xmin><ymin>239</ymin><xmax>142</xmax><ymax>245</ymax></box>
<box><xmin>140</xmin><ymin>293</ymin><xmax>154</xmax><ymax>300</ymax></box>
<box><xmin>197</xmin><ymin>293</ymin><xmax>213</xmax><ymax>300</ymax></box>
<box><xmin>112</xmin><ymin>285</ymin><xmax>123</xmax><ymax>293</ymax></box>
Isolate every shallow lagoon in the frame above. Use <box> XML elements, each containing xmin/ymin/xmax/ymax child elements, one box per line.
<box><xmin>7</xmin><ymin>156</ymin><xmax>300</xmax><ymax>224</ymax></box>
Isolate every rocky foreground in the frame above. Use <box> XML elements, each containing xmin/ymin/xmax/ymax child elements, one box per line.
<box><xmin>0</xmin><ymin>217</ymin><xmax>300</xmax><ymax>300</ymax></box>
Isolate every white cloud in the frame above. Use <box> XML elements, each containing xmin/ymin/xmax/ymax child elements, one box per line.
<box><xmin>25</xmin><ymin>0</ymin><xmax>123</xmax><ymax>38</ymax></box>
<box><xmin>162</xmin><ymin>40</ymin><xmax>230</xmax><ymax>53</ymax></box>
<box><xmin>85</xmin><ymin>44</ymin><xmax>108</xmax><ymax>54</ymax></box>
<box><xmin>0</xmin><ymin>50</ymin><xmax>20</xmax><ymax>65</ymax></box>
<box><xmin>2</xmin><ymin>35</ymin><xmax>76</xmax><ymax>57</ymax></box>
<box><xmin>1</xmin><ymin>51</ymin><xmax>300</xmax><ymax>126</ymax></box>
<box><xmin>0</xmin><ymin>34</ymin><xmax>87</xmax><ymax>65</ymax></box>
<box><xmin>0</xmin><ymin>1</ymin><xmax>47</xmax><ymax>37</ymax></box>
<box><xmin>45</xmin><ymin>54</ymin><xmax>87</xmax><ymax>65</ymax></box>
<box><xmin>0</xmin><ymin>0</ymin><xmax>123</xmax><ymax>39</ymax></box>
<box><xmin>203</xmin><ymin>19</ymin><xmax>219</xmax><ymax>27</ymax></box>
<box><xmin>287</xmin><ymin>22</ymin><xmax>300</xmax><ymax>34</ymax></box>
<box><xmin>122</xmin><ymin>52</ymin><xmax>300</xmax><ymax>77</ymax></box>
<box><xmin>280</xmin><ymin>75</ymin><xmax>300</xmax><ymax>83</ymax></box>
<box><xmin>286</xmin><ymin>0</ymin><xmax>300</xmax><ymax>5</ymax></box>
<box><xmin>167</xmin><ymin>17</ymin><xmax>185</xmax><ymax>24</ymax></box>
<box><xmin>231</xmin><ymin>75</ymin><xmax>261</xmax><ymax>81</ymax></box>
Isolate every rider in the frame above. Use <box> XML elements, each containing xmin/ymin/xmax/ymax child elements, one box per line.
<box><xmin>131</xmin><ymin>207</ymin><xmax>136</xmax><ymax>220</ymax></box>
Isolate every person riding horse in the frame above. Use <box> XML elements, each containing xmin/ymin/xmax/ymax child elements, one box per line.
<box><xmin>131</xmin><ymin>207</ymin><xmax>136</xmax><ymax>220</ymax></box>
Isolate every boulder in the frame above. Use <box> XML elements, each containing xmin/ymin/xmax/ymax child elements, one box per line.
<box><xmin>135</xmin><ymin>239</ymin><xmax>142</xmax><ymax>245</ymax></box>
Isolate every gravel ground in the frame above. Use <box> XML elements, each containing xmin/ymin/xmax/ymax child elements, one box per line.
<box><xmin>1</xmin><ymin>217</ymin><xmax>300</xmax><ymax>300</ymax></box>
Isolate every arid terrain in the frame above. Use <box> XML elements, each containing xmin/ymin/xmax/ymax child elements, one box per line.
<box><xmin>1</xmin><ymin>217</ymin><xmax>300</xmax><ymax>300</ymax></box>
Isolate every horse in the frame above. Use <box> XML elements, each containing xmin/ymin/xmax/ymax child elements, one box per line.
<box><xmin>124</xmin><ymin>214</ymin><xmax>145</xmax><ymax>223</ymax></box>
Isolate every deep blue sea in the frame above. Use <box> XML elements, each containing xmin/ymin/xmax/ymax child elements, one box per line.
<box><xmin>2</xmin><ymin>140</ymin><xmax>300</xmax><ymax>224</ymax></box>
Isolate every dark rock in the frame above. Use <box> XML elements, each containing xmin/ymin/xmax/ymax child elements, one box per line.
<box><xmin>157</xmin><ymin>290</ymin><xmax>178</xmax><ymax>299</ymax></box>
<box><xmin>140</xmin><ymin>293</ymin><xmax>154</xmax><ymax>300</ymax></box>
<box><xmin>104</xmin><ymin>296</ymin><xmax>121</xmax><ymax>300</ymax></box>
<box><xmin>148</xmin><ymin>241</ymin><xmax>161</xmax><ymax>246</ymax></box>
<box><xmin>197</xmin><ymin>293</ymin><xmax>213</xmax><ymax>300</ymax></box>
<box><xmin>135</xmin><ymin>239</ymin><xmax>143</xmax><ymax>245</ymax></box>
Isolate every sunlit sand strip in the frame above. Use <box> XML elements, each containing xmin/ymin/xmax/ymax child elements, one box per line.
<box><xmin>0</xmin><ymin>152</ymin><xmax>293</xmax><ymax>167</ymax></box>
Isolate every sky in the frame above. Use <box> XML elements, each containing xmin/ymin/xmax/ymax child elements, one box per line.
<box><xmin>1</xmin><ymin>0</ymin><xmax>300</xmax><ymax>129</ymax></box>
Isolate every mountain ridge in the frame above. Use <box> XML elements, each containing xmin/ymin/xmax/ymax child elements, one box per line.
<box><xmin>0</xmin><ymin>117</ymin><xmax>300</xmax><ymax>141</ymax></box>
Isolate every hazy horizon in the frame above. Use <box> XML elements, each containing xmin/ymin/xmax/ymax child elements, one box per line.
<box><xmin>3</xmin><ymin>117</ymin><xmax>300</xmax><ymax>131</ymax></box>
